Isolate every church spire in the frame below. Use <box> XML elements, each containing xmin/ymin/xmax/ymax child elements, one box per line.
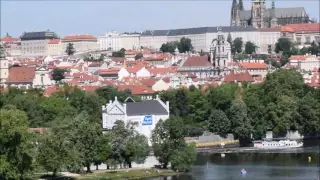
<box><xmin>239</xmin><ymin>0</ymin><xmax>244</xmax><ymax>10</ymax></box>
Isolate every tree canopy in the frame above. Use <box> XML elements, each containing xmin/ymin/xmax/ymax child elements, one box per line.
<box><xmin>65</xmin><ymin>43</ymin><xmax>76</xmax><ymax>56</ymax></box>
<box><xmin>160</xmin><ymin>37</ymin><xmax>193</xmax><ymax>53</ymax></box>
<box><xmin>245</xmin><ymin>41</ymin><xmax>258</xmax><ymax>54</ymax></box>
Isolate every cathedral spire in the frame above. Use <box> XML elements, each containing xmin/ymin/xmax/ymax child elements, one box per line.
<box><xmin>239</xmin><ymin>0</ymin><xmax>244</xmax><ymax>10</ymax></box>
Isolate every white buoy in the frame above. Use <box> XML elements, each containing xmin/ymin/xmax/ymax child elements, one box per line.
<box><xmin>221</xmin><ymin>153</ymin><xmax>226</xmax><ymax>158</ymax></box>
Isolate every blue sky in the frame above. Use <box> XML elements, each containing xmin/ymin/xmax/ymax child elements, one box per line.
<box><xmin>1</xmin><ymin>0</ymin><xmax>319</xmax><ymax>37</ymax></box>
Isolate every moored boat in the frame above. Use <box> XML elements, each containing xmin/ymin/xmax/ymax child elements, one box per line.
<box><xmin>253</xmin><ymin>140</ymin><xmax>303</xmax><ymax>149</ymax></box>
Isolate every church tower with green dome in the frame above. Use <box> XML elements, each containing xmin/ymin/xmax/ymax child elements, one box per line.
<box><xmin>0</xmin><ymin>45</ymin><xmax>9</xmax><ymax>88</ymax></box>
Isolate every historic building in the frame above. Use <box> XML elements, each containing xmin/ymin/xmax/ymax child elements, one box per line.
<box><xmin>102</xmin><ymin>96</ymin><xmax>170</xmax><ymax>145</ymax></box>
<box><xmin>210</xmin><ymin>28</ymin><xmax>232</xmax><ymax>71</ymax></box>
<box><xmin>20</xmin><ymin>30</ymin><xmax>59</xmax><ymax>56</ymax></box>
<box><xmin>230</xmin><ymin>0</ymin><xmax>312</xmax><ymax>28</ymax></box>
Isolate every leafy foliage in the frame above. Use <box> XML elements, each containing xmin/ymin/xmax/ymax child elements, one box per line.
<box><xmin>0</xmin><ymin>109</ymin><xmax>34</xmax><ymax>180</ymax></box>
<box><xmin>52</xmin><ymin>68</ymin><xmax>68</xmax><ymax>82</ymax></box>
<box><xmin>233</xmin><ymin>37</ymin><xmax>243</xmax><ymax>54</ymax></box>
<box><xmin>151</xmin><ymin>117</ymin><xmax>196</xmax><ymax>172</ymax></box>
<box><xmin>245</xmin><ymin>41</ymin><xmax>257</xmax><ymax>54</ymax></box>
<box><xmin>65</xmin><ymin>43</ymin><xmax>76</xmax><ymax>56</ymax></box>
<box><xmin>160</xmin><ymin>37</ymin><xmax>193</xmax><ymax>53</ymax></box>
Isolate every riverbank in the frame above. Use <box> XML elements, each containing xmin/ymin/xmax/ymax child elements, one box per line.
<box><xmin>76</xmin><ymin>168</ymin><xmax>178</xmax><ymax>180</ymax></box>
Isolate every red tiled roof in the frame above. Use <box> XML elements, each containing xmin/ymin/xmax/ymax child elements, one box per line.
<box><xmin>127</xmin><ymin>65</ymin><xmax>145</xmax><ymax>73</ymax></box>
<box><xmin>48</xmin><ymin>39</ymin><xmax>60</xmax><ymax>44</ymax></box>
<box><xmin>281</xmin><ymin>23</ymin><xmax>320</xmax><ymax>33</ymax></box>
<box><xmin>239</xmin><ymin>62</ymin><xmax>268</xmax><ymax>69</ymax></box>
<box><xmin>8</xmin><ymin>67</ymin><xmax>36</xmax><ymax>83</ymax></box>
<box><xmin>223</xmin><ymin>71</ymin><xmax>254</xmax><ymax>83</ymax></box>
<box><xmin>140</xmin><ymin>78</ymin><xmax>157</xmax><ymax>87</ymax></box>
<box><xmin>144</xmin><ymin>54</ymin><xmax>170</xmax><ymax>61</ymax></box>
<box><xmin>147</xmin><ymin>67</ymin><xmax>177</xmax><ymax>75</ymax></box>
<box><xmin>1</xmin><ymin>36</ymin><xmax>18</xmax><ymax>42</ymax></box>
<box><xmin>95</xmin><ymin>68</ymin><xmax>120</xmax><ymax>75</ymax></box>
<box><xmin>117</xmin><ymin>84</ymin><xmax>155</xmax><ymax>95</ymax></box>
<box><xmin>182</xmin><ymin>56</ymin><xmax>212</xmax><ymax>67</ymax></box>
<box><xmin>290</xmin><ymin>55</ymin><xmax>314</xmax><ymax>61</ymax></box>
<box><xmin>62</xmin><ymin>35</ymin><xmax>97</xmax><ymax>40</ymax></box>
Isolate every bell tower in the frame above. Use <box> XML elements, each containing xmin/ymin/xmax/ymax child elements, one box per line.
<box><xmin>251</xmin><ymin>0</ymin><xmax>266</xmax><ymax>28</ymax></box>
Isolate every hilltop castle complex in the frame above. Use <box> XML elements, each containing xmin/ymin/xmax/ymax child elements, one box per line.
<box><xmin>230</xmin><ymin>0</ymin><xmax>312</xmax><ymax>28</ymax></box>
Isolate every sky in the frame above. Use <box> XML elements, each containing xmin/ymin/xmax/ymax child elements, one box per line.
<box><xmin>1</xmin><ymin>0</ymin><xmax>319</xmax><ymax>37</ymax></box>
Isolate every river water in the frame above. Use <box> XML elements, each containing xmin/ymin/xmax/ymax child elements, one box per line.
<box><xmin>146</xmin><ymin>140</ymin><xmax>320</xmax><ymax>180</ymax></box>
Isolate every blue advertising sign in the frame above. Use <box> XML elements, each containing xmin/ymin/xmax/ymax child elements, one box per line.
<box><xmin>142</xmin><ymin>115</ymin><xmax>152</xmax><ymax>126</ymax></box>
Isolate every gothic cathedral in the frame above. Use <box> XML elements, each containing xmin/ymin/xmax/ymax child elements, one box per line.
<box><xmin>230</xmin><ymin>0</ymin><xmax>312</xmax><ymax>28</ymax></box>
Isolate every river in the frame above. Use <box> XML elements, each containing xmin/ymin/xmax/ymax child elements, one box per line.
<box><xmin>146</xmin><ymin>140</ymin><xmax>320</xmax><ymax>180</ymax></box>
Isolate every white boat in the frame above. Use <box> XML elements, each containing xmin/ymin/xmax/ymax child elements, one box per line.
<box><xmin>253</xmin><ymin>140</ymin><xmax>303</xmax><ymax>149</ymax></box>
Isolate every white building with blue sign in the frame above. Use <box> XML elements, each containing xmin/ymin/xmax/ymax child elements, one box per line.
<box><xmin>102</xmin><ymin>95</ymin><xmax>170</xmax><ymax>145</ymax></box>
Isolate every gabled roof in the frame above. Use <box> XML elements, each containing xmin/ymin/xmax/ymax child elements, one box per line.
<box><xmin>223</xmin><ymin>71</ymin><xmax>254</xmax><ymax>83</ymax></box>
<box><xmin>239</xmin><ymin>62</ymin><xmax>268</xmax><ymax>69</ymax></box>
<box><xmin>8</xmin><ymin>66</ymin><xmax>36</xmax><ymax>83</ymax></box>
<box><xmin>126</xmin><ymin>100</ymin><xmax>168</xmax><ymax>116</ymax></box>
<box><xmin>181</xmin><ymin>56</ymin><xmax>212</xmax><ymax>67</ymax></box>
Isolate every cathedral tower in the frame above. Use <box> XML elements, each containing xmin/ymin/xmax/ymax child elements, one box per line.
<box><xmin>270</xmin><ymin>0</ymin><xmax>278</xmax><ymax>27</ymax></box>
<box><xmin>230</xmin><ymin>0</ymin><xmax>240</xmax><ymax>26</ymax></box>
<box><xmin>251</xmin><ymin>0</ymin><xmax>266</xmax><ymax>28</ymax></box>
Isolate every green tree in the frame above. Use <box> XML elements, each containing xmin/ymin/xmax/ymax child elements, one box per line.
<box><xmin>169</xmin><ymin>143</ymin><xmax>196</xmax><ymax>172</ymax></box>
<box><xmin>37</xmin><ymin>131</ymin><xmax>72</xmax><ymax>176</ymax></box>
<box><xmin>151</xmin><ymin>117</ymin><xmax>196</xmax><ymax>171</ymax></box>
<box><xmin>227</xmin><ymin>33</ymin><xmax>233</xmax><ymax>54</ymax></box>
<box><xmin>95</xmin><ymin>86</ymin><xmax>119</xmax><ymax>103</ymax></box>
<box><xmin>52</xmin><ymin>68</ymin><xmax>67</xmax><ymax>82</ymax></box>
<box><xmin>275</xmin><ymin>38</ymin><xmax>294</xmax><ymax>56</ymax></box>
<box><xmin>308</xmin><ymin>41</ymin><xmax>319</xmax><ymax>55</ymax></box>
<box><xmin>0</xmin><ymin>109</ymin><xmax>34</xmax><ymax>180</ymax></box>
<box><xmin>233</xmin><ymin>37</ymin><xmax>243</xmax><ymax>54</ymax></box>
<box><xmin>160</xmin><ymin>42</ymin><xmax>178</xmax><ymax>53</ymax></box>
<box><xmin>112</xmin><ymin>48</ymin><xmax>125</xmax><ymax>57</ymax></box>
<box><xmin>178</xmin><ymin>37</ymin><xmax>193</xmax><ymax>53</ymax></box>
<box><xmin>65</xmin><ymin>43</ymin><xmax>76</xmax><ymax>56</ymax></box>
<box><xmin>208</xmin><ymin>109</ymin><xmax>231</xmax><ymax>137</ymax></box>
<box><xmin>134</xmin><ymin>53</ymin><xmax>143</xmax><ymax>60</ymax></box>
<box><xmin>245</xmin><ymin>41</ymin><xmax>257</xmax><ymax>54</ymax></box>
<box><xmin>228</xmin><ymin>99</ymin><xmax>252</xmax><ymax>141</ymax></box>
<box><xmin>174</xmin><ymin>88</ymin><xmax>189</xmax><ymax>117</ymax></box>
<box><xmin>298</xmin><ymin>46</ymin><xmax>309</xmax><ymax>55</ymax></box>
<box><xmin>66</xmin><ymin>112</ymin><xmax>103</xmax><ymax>172</ymax></box>
<box><xmin>109</xmin><ymin>120</ymin><xmax>149</xmax><ymax>168</ymax></box>
<box><xmin>297</xmin><ymin>92</ymin><xmax>320</xmax><ymax>136</ymax></box>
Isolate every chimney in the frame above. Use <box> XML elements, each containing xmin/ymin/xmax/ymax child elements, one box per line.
<box><xmin>166</xmin><ymin>101</ymin><xmax>170</xmax><ymax>113</ymax></box>
<box><xmin>115</xmin><ymin>96</ymin><xmax>118</xmax><ymax>101</ymax></box>
<box><xmin>156</xmin><ymin>94</ymin><xmax>159</xmax><ymax>100</ymax></box>
<box><xmin>102</xmin><ymin>105</ymin><xmax>106</xmax><ymax>111</ymax></box>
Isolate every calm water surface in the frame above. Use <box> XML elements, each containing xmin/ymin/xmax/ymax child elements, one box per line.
<box><xmin>146</xmin><ymin>140</ymin><xmax>320</xmax><ymax>180</ymax></box>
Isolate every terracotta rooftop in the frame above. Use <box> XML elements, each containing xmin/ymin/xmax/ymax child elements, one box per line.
<box><xmin>289</xmin><ymin>55</ymin><xmax>315</xmax><ymax>61</ymax></box>
<box><xmin>223</xmin><ymin>71</ymin><xmax>254</xmax><ymax>83</ymax></box>
<box><xmin>62</xmin><ymin>35</ymin><xmax>97</xmax><ymax>40</ymax></box>
<box><xmin>1</xmin><ymin>36</ymin><xmax>18</xmax><ymax>42</ymax></box>
<box><xmin>281</xmin><ymin>23</ymin><xmax>320</xmax><ymax>33</ymax></box>
<box><xmin>181</xmin><ymin>56</ymin><xmax>212</xmax><ymax>67</ymax></box>
<box><xmin>7</xmin><ymin>66</ymin><xmax>36</xmax><ymax>83</ymax></box>
<box><xmin>147</xmin><ymin>67</ymin><xmax>177</xmax><ymax>75</ymax></box>
<box><xmin>239</xmin><ymin>62</ymin><xmax>268</xmax><ymax>69</ymax></box>
<box><xmin>117</xmin><ymin>84</ymin><xmax>155</xmax><ymax>95</ymax></box>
